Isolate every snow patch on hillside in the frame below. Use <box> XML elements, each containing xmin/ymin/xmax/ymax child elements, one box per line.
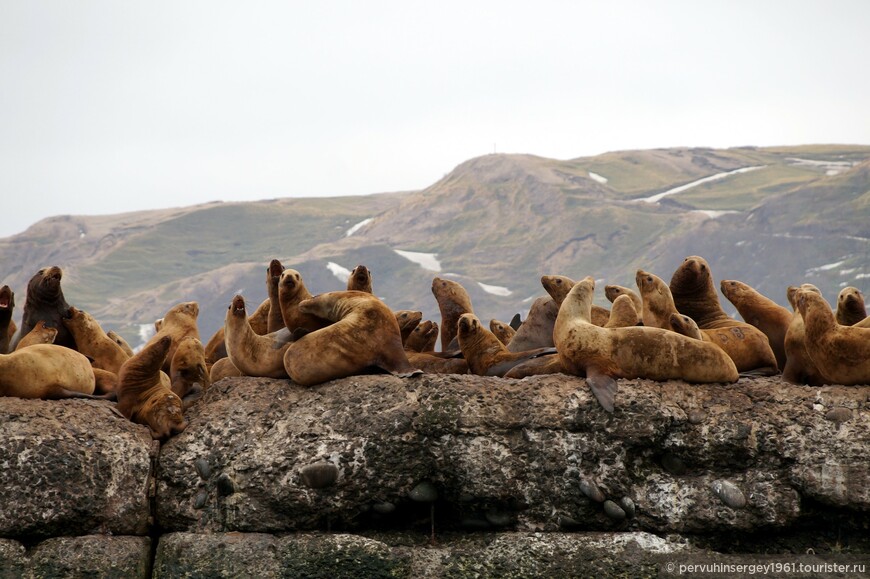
<box><xmin>346</xmin><ymin>218</ymin><xmax>373</xmax><ymax>237</ymax></box>
<box><xmin>639</xmin><ymin>166</ymin><xmax>765</xmax><ymax>203</ymax></box>
<box><xmin>327</xmin><ymin>262</ymin><xmax>351</xmax><ymax>283</ymax></box>
<box><xmin>394</xmin><ymin>249</ymin><xmax>442</xmax><ymax>272</ymax></box>
<box><xmin>478</xmin><ymin>282</ymin><xmax>512</xmax><ymax>297</ymax></box>
<box><xmin>588</xmin><ymin>171</ymin><xmax>608</xmax><ymax>184</ymax></box>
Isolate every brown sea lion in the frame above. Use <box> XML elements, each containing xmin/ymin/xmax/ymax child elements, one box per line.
<box><xmin>278</xmin><ymin>269</ymin><xmax>330</xmax><ymax>334</ymax></box>
<box><xmin>406</xmin><ymin>351</ymin><xmax>469</xmax><ymax>374</ymax></box>
<box><xmin>457</xmin><ymin>313</ymin><xmax>557</xmax><ymax>377</ymax></box>
<box><xmin>107</xmin><ymin>331</ymin><xmax>135</xmax><ymax>357</ymax></box>
<box><xmin>835</xmin><ymin>286</ymin><xmax>867</xmax><ymax>326</ymax></box>
<box><xmin>249</xmin><ymin>298</ymin><xmax>271</xmax><ymax>335</ymax></box>
<box><xmin>668</xmin><ymin>312</ymin><xmax>703</xmax><ymax>340</ymax></box>
<box><xmin>284</xmin><ymin>291</ymin><xmax>422</xmax><ymax>386</ymax></box>
<box><xmin>14</xmin><ymin>320</ymin><xmax>58</xmax><ymax>349</ymax></box>
<box><xmin>203</xmin><ymin>327</ymin><xmax>228</xmax><ymax>367</ymax></box>
<box><xmin>405</xmin><ymin>320</ymin><xmax>439</xmax><ymax>353</ymax></box>
<box><xmin>347</xmin><ymin>265</ymin><xmax>373</xmax><ymax>293</ymax></box>
<box><xmin>604</xmin><ymin>294</ymin><xmax>641</xmax><ymax>328</ymax></box>
<box><xmin>61</xmin><ymin>306</ymin><xmax>130</xmax><ymax>373</ymax></box>
<box><xmin>92</xmin><ymin>367</ymin><xmax>120</xmax><ymax>396</ymax></box>
<box><xmin>0</xmin><ymin>285</ymin><xmax>15</xmax><ymax>354</ymax></box>
<box><xmin>720</xmin><ymin>279</ymin><xmax>791</xmax><ymax>370</ymax></box>
<box><xmin>489</xmin><ymin>319</ymin><xmax>517</xmax><ymax>346</ymax></box>
<box><xmin>541</xmin><ymin>275</ymin><xmax>609</xmax><ymax>326</ymax></box>
<box><xmin>209</xmin><ymin>356</ymin><xmax>243</xmax><ymax>382</ymax></box>
<box><xmin>431</xmin><ymin>277</ymin><xmax>474</xmax><ymax>351</ymax></box>
<box><xmin>635</xmin><ymin>269</ymin><xmax>677</xmax><ymax>329</ymax></box>
<box><xmin>145</xmin><ymin>301</ymin><xmax>201</xmax><ymax>374</ymax></box>
<box><xmin>555</xmin><ymin>277</ymin><xmax>738</xmax><ymax>412</ymax></box>
<box><xmin>13</xmin><ymin>266</ymin><xmax>76</xmax><ymax>350</ymax></box>
<box><xmin>225</xmin><ymin>294</ymin><xmax>292</xmax><ymax>378</ymax></box>
<box><xmin>395</xmin><ymin>310</ymin><xmax>423</xmax><ymax>344</ymax></box>
<box><xmin>505</xmin><ymin>295</ymin><xmax>559</xmax><ymax>352</ymax></box>
<box><xmin>798</xmin><ymin>288</ymin><xmax>870</xmax><ymax>385</ymax></box>
<box><xmin>782</xmin><ymin>284</ymin><xmax>826</xmax><ymax>385</ymax></box>
<box><xmin>266</xmin><ymin>259</ymin><xmax>287</xmax><ymax>334</ymax></box>
<box><xmin>117</xmin><ymin>335</ymin><xmax>187</xmax><ymax>440</ymax></box>
<box><xmin>170</xmin><ymin>336</ymin><xmax>210</xmax><ymax>399</ymax></box>
<box><xmin>502</xmin><ymin>354</ymin><xmax>565</xmax><ymax>379</ymax></box>
<box><xmin>0</xmin><ymin>344</ymin><xmax>96</xmax><ymax>399</ymax></box>
<box><xmin>604</xmin><ymin>284</ymin><xmax>643</xmax><ymax>316</ymax></box>
<box><xmin>668</xmin><ymin>257</ymin><xmax>778</xmax><ymax>375</ymax></box>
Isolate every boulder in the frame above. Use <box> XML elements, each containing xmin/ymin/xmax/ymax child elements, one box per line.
<box><xmin>0</xmin><ymin>536</ymin><xmax>151</xmax><ymax>578</ymax></box>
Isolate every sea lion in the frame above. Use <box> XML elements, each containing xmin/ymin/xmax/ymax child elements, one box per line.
<box><xmin>107</xmin><ymin>331</ymin><xmax>135</xmax><ymax>357</ymax></box>
<box><xmin>782</xmin><ymin>284</ymin><xmax>826</xmax><ymax>385</ymax></box>
<box><xmin>489</xmin><ymin>319</ymin><xmax>517</xmax><ymax>346</ymax></box>
<box><xmin>13</xmin><ymin>266</ymin><xmax>76</xmax><ymax>350</ymax></box>
<box><xmin>406</xmin><ymin>351</ymin><xmax>469</xmax><ymax>374</ymax></box>
<box><xmin>502</xmin><ymin>354</ymin><xmax>565</xmax><ymax>379</ymax></box>
<box><xmin>836</xmin><ymin>286</ymin><xmax>867</xmax><ymax>326</ymax></box>
<box><xmin>405</xmin><ymin>320</ymin><xmax>439</xmax><ymax>353</ymax></box>
<box><xmin>347</xmin><ymin>265</ymin><xmax>373</xmax><ymax>293</ymax></box>
<box><xmin>170</xmin><ymin>336</ymin><xmax>210</xmax><ymax>399</ymax></box>
<box><xmin>554</xmin><ymin>277</ymin><xmax>738</xmax><ymax>412</ymax></box>
<box><xmin>604</xmin><ymin>294</ymin><xmax>641</xmax><ymax>328</ymax></box>
<box><xmin>668</xmin><ymin>257</ymin><xmax>778</xmax><ymax>374</ymax></box>
<box><xmin>431</xmin><ymin>276</ymin><xmax>476</xmax><ymax>351</ymax></box>
<box><xmin>249</xmin><ymin>298</ymin><xmax>271</xmax><ymax>335</ymax></box>
<box><xmin>798</xmin><ymin>288</ymin><xmax>870</xmax><ymax>385</ymax></box>
<box><xmin>209</xmin><ymin>356</ymin><xmax>243</xmax><ymax>382</ymax></box>
<box><xmin>266</xmin><ymin>259</ymin><xmax>287</xmax><ymax>333</ymax></box>
<box><xmin>117</xmin><ymin>335</ymin><xmax>188</xmax><ymax>440</ymax></box>
<box><xmin>0</xmin><ymin>285</ymin><xmax>15</xmax><ymax>354</ymax></box>
<box><xmin>395</xmin><ymin>310</ymin><xmax>423</xmax><ymax>344</ymax></box>
<box><xmin>541</xmin><ymin>275</ymin><xmax>610</xmax><ymax>326</ymax></box>
<box><xmin>668</xmin><ymin>312</ymin><xmax>703</xmax><ymax>340</ymax></box>
<box><xmin>284</xmin><ymin>291</ymin><xmax>422</xmax><ymax>386</ymax></box>
<box><xmin>61</xmin><ymin>306</ymin><xmax>130</xmax><ymax>373</ymax></box>
<box><xmin>0</xmin><ymin>344</ymin><xmax>96</xmax><ymax>399</ymax></box>
<box><xmin>145</xmin><ymin>301</ymin><xmax>201</xmax><ymax>374</ymax></box>
<box><xmin>278</xmin><ymin>269</ymin><xmax>330</xmax><ymax>333</ymax></box>
<box><xmin>457</xmin><ymin>313</ymin><xmax>557</xmax><ymax>377</ymax></box>
<box><xmin>604</xmin><ymin>284</ymin><xmax>644</xmax><ymax>316</ymax></box>
<box><xmin>720</xmin><ymin>279</ymin><xmax>791</xmax><ymax>370</ymax></box>
<box><xmin>14</xmin><ymin>320</ymin><xmax>58</xmax><ymax>349</ymax></box>
<box><xmin>203</xmin><ymin>327</ymin><xmax>228</xmax><ymax>367</ymax></box>
<box><xmin>505</xmin><ymin>296</ymin><xmax>558</xmax><ymax>352</ymax></box>
<box><xmin>635</xmin><ymin>269</ymin><xmax>677</xmax><ymax>329</ymax></box>
<box><xmin>225</xmin><ymin>294</ymin><xmax>292</xmax><ymax>378</ymax></box>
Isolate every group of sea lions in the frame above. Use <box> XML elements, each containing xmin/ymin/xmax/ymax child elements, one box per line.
<box><xmin>1</xmin><ymin>254</ymin><xmax>868</xmax><ymax>437</ymax></box>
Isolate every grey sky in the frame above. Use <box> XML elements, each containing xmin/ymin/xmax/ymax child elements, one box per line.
<box><xmin>1</xmin><ymin>0</ymin><xmax>868</xmax><ymax>238</ymax></box>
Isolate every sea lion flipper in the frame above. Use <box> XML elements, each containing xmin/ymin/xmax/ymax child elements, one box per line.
<box><xmin>393</xmin><ymin>368</ymin><xmax>424</xmax><ymax>379</ymax></box>
<box><xmin>509</xmin><ymin>313</ymin><xmax>522</xmax><ymax>330</ymax></box>
<box><xmin>530</xmin><ymin>347</ymin><xmax>558</xmax><ymax>358</ymax></box>
<box><xmin>291</xmin><ymin>327</ymin><xmax>311</xmax><ymax>341</ymax></box>
<box><xmin>586</xmin><ymin>368</ymin><xmax>617</xmax><ymax>413</ymax></box>
<box><xmin>738</xmin><ymin>366</ymin><xmax>778</xmax><ymax>378</ymax></box>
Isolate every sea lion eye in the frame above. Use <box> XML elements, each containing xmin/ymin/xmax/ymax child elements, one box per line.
<box><xmin>646</xmin><ymin>276</ymin><xmax>652</xmax><ymax>283</ymax></box>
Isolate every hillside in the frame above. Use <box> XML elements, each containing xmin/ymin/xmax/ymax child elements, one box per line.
<box><xmin>1</xmin><ymin>144</ymin><xmax>869</xmax><ymax>347</ymax></box>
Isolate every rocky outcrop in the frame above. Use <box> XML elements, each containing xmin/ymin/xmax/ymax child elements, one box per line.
<box><xmin>1</xmin><ymin>374</ymin><xmax>868</xmax><ymax>576</ymax></box>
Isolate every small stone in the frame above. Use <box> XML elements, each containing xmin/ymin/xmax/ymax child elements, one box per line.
<box><xmin>193</xmin><ymin>489</ymin><xmax>208</xmax><ymax>510</ymax></box>
<box><xmin>194</xmin><ymin>458</ymin><xmax>211</xmax><ymax>480</ymax></box>
<box><xmin>711</xmin><ymin>479</ymin><xmax>746</xmax><ymax>509</ymax></box>
<box><xmin>825</xmin><ymin>407</ymin><xmax>853</xmax><ymax>423</ymax></box>
<box><xmin>618</xmin><ymin>496</ymin><xmax>636</xmax><ymax>519</ymax></box>
<box><xmin>485</xmin><ymin>510</ymin><xmax>512</xmax><ymax>527</ymax></box>
<box><xmin>578</xmin><ymin>478</ymin><xmax>605</xmax><ymax>502</ymax></box>
<box><xmin>688</xmin><ymin>409</ymin><xmax>707</xmax><ymax>424</ymax></box>
<box><xmin>558</xmin><ymin>515</ymin><xmax>581</xmax><ymax>529</ymax></box>
<box><xmin>300</xmin><ymin>462</ymin><xmax>339</xmax><ymax>489</ymax></box>
<box><xmin>408</xmin><ymin>481</ymin><xmax>438</xmax><ymax>503</ymax></box>
<box><xmin>661</xmin><ymin>453</ymin><xmax>687</xmax><ymax>475</ymax></box>
<box><xmin>372</xmin><ymin>502</ymin><xmax>396</xmax><ymax>515</ymax></box>
<box><xmin>603</xmin><ymin>500</ymin><xmax>626</xmax><ymax>521</ymax></box>
<box><xmin>216</xmin><ymin>473</ymin><xmax>236</xmax><ymax>497</ymax></box>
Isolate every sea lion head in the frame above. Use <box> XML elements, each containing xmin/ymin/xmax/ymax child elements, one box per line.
<box><xmin>280</xmin><ymin>269</ymin><xmax>304</xmax><ymax>294</ymax></box>
<box><xmin>669</xmin><ymin>313</ymin><xmax>702</xmax><ymax>340</ymax></box>
<box><xmin>635</xmin><ymin>269</ymin><xmax>665</xmax><ymax>296</ymax></box>
<box><xmin>28</xmin><ymin>266</ymin><xmax>63</xmax><ymax>300</ymax></box>
<box><xmin>669</xmin><ymin>256</ymin><xmax>711</xmax><ymax>296</ymax></box>
<box><xmin>604</xmin><ymin>284</ymin><xmax>629</xmax><ymax>303</ymax></box>
<box><xmin>143</xmin><ymin>391</ymin><xmax>188</xmax><ymax>440</ymax></box>
<box><xmin>560</xmin><ymin>277</ymin><xmax>595</xmax><ymax>322</ymax></box>
<box><xmin>230</xmin><ymin>294</ymin><xmax>247</xmax><ymax>317</ymax></box>
<box><xmin>165</xmin><ymin>301</ymin><xmax>199</xmax><ymax>322</ymax></box>
<box><xmin>457</xmin><ymin>313</ymin><xmax>482</xmax><ymax>340</ymax></box>
<box><xmin>837</xmin><ymin>286</ymin><xmax>866</xmax><ymax>324</ymax></box>
<box><xmin>268</xmin><ymin>259</ymin><xmax>285</xmax><ymax>280</ymax></box>
<box><xmin>349</xmin><ymin>265</ymin><xmax>372</xmax><ymax>292</ymax></box>
<box><xmin>540</xmin><ymin>274</ymin><xmax>575</xmax><ymax>305</ymax></box>
<box><xmin>720</xmin><ymin>279</ymin><xmax>749</xmax><ymax>301</ymax></box>
<box><xmin>0</xmin><ymin>285</ymin><xmax>14</xmax><ymax>319</ymax></box>
<box><xmin>407</xmin><ymin>320</ymin><xmax>439</xmax><ymax>351</ymax></box>
<box><xmin>61</xmin><ymin>306</ymin><xmax>98</xmax><ymax>334</ymax></box>
<box><xmin>787</xmin><ymin>283</ymin><xmax>821</xmax><ymax>310</ymax></box>
<box><xmin>796</xmin><ymin>288</ymin><xmax>829</xmax><ymax>320</ymax></box>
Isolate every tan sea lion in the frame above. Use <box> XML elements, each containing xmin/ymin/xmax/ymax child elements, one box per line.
<box><xmin>170</xmin><ymin>336</ymin><xmax>210</xmax><ymax>398</ymax></box>
<box><xmin>457</xmin><ymin>313</ymin><xmax>557</xmax><ymax>377</ymax></box>
<box><xmin>505</xmin><ymin>295</ymin><xmax>559</xmax><ymax>352</ymax></box>
<box><xmin>347</xmin><ymin>265</ymin><xmax>373</xmax><ymax>293</ymax></box>
<box><xmin>266</xmin><ymin>259</ymin><xmax>287</xmax><ymax>333</ymax></box>
<box><xmin>798</xmin><ymin>288</ymin><xmax>870</xmax><ymax>385</ymax></box>
<box><xmin>203</xmin><ymin>327</ymin><xmax>228</xmax><ymax>367</ymax></box>
<box><xmin>604</xmin><ymin>294</ymin><xmax>641</xmax><ymax>328</ymax></box>
<box><xmin>278</xmin><ymin>269</ymin><xmax>330</xmax><ymax>334</ymax></box>
<box><xmin>782</xmin><ymin>284</ymin><xmax>826</xmax><ymax>385</ymax></box>
<box><xmin>13</xmin><ymin>266</ymin><xmax>76</xmax><ymax>350</ymax></box>
<box><xmin>61</xmin><ymin>306</ymin><xmax>130</xmax><ymax>373</ymax></box>
<box><xmin>604</xmin><ymin>284</ymin><xmax>643</xmax><ymax>316</ymax></box>
<box><xmin>405</xmin><ymin>320</ymin><xmax>438</xmax><ymax>353</ymax></box>
<box><xmin>117</xmin><ymin>335</ymin><xmax>187</xmax><ymax>440</ymax></box>
<box><xmin>145</xmin><ymin>301</ymin><xmax>201</xmax><ymax>374</ymax></box>
<box><xmin>107</xmin><ymin>331</ymin><xmax>135</xmax><ymax>357</ymax></box>
<box><xmin>431</xmin><ymin>277</ymin><xmax>474</xmax><ymax>351</ymax></box>
<box><xmin>209</xmin><ymin>356</ymin><xmax>243</xmax><ymax>382</ymax></box>
<box><xmin>14</xmin><ymin>320</ymin><xmax>58</xmax><ymax>349</ymax></box>
<box><xmin>555</xmin><ymin>277</ymin><xmax>738</xmax><ymax>412</ymax></box>
<box><xmin>502</xmin><ymin>354</ymin><xmax>565</xmax><ymax>379</ymax></box>
<box><xmin>668</xmin><ymin>257</ymin><xmax>778</xmax><ymax>375</ymax></box>
<box><xmin>249</xmin><ymin>298</ymin><xmax>271</xmax><ymax>335</ymax></box>
<box><xmin>541</xmin><ymin>275</ymin><xmax>609</xmax><ymax>326</ymax></box>
<box><xmin>489</xmin><ymin>319</ymin><xmax>517</xmax><ymax>346</ymax></box>
<box><xmin>395</xmin><ymin>310</ymin><xmax>423</xmax><ymax>344</ymax></box>
<box><xmin>406</xmin><ymin>351</ymin><xmax>469</xmax><ymax>374</ymax></box>
<box><xmin>668</xmin><ymin>312</ymin><xmax>703</xmax><ymax>339</ymax></box>
<box><xmin>225</xmin><ymin>294</ymin><xmax>292</xmax><ymax>378</ymax></box>
<box><xmin>92</xmin><ymin>367</ymin><xmax>120</xmax><ymax>396</ymax></box>
<box><xmin>0</xmin><ymin>344</ymin><xmax>96</xmax><ymax>399</ymax></box>
<box><xmin>284</xmin><ymin>291</ymin><xmax>421</xmax><ymax>386</ymax></box>
<box><xmin>0</xmin><ymin>285</ymin><xmax>16</xmax><ymax>354</ymax></box>
<box><xmin>720</xmin><ymin>279</ymin><xmax>791</xmax><ymax>370</ymax></box>
<box><xmin>635</xmin><ymin>269</ymin><xmax>677</xmax><ymax>329</ymax></box>
<box><xmin>835</xmin><ymin>286</ymin><xmax>867</xmax><ymax>326</ymax></box>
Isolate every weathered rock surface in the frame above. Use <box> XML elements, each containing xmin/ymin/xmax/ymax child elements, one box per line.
<box><xmin>156</xmin><ymin>374</ymin><xmax>870</xmax><ymax>536</ymax></box>
<box><xmin>0</xmin><ymin>536</ymin><xmax>151</xmax><ymax>578</ymax></box>
<box><xmin>0</xmin><ymin>398</ymin><xmax>155</xmax><ymax>539</ymax></box>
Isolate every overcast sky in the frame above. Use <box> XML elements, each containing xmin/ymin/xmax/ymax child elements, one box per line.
<box><xmin>1</xmin><ymin>1</ymin><xmax>868</xmax><ymax>238</ymax></box>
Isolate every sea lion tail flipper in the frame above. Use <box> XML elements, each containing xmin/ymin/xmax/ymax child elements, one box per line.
<box><xmin>585</xmin><ymin>368</ymin><xmax>617</xmax><ymax>413</ymax></box>
<box><xmin>509</xmin><ymin>313</ymin><xmax>522</xmax><ymax>330</ymax></box>
<box><xmin>530</xmin><ymin>347</ymin><xmax>558</xmax><ymax>358</ymax></box>
<box><xmin>738</xmin><ymin>366</ymin><xmax>779</xmax><ymax>378</ymax></box>
<box><xmin>394</xmin><ymin>368</ymin><xmax>424</xmax><ymax>378</ymax></box>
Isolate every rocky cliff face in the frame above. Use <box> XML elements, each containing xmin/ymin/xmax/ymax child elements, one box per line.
<box><xmin>1</xmin><ymin>375</ymin><xmax>868</xmax><ymax>577</ymax></box>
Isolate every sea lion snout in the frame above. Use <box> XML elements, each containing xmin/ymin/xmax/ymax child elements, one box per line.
<box><xmin>231</xmin><ymin>295</ymin><xmax>246</xmax><ymax>314</ymax></box>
